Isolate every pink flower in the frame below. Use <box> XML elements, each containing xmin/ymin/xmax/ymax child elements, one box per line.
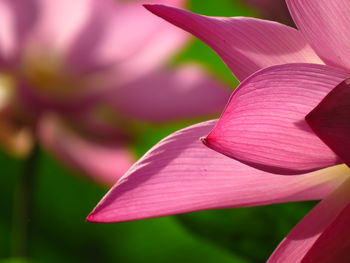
<box><xmin>88</xmin><ymin>1</ymin><xmax>350</xmax><ymax>261</ymax></box>
<box><xmin>0</xmin><ymin>0</ymin><xmax>229</xmax><ymax>184</ymax></box>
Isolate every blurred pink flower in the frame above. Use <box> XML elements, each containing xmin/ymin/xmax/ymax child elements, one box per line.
<box><xmin>0</xmin><ymin>0</ymin><xmax>230</xmax><ymax>184</ymax></box>
<box><xmin>88</xmin><ymin>1</ymin><xmax>350</xmax><ymax>261</ymax></box>
<box><xmin>244</xmin><ymin>0</ymin><xmax>294</xmax><ymax>26</ymax></box>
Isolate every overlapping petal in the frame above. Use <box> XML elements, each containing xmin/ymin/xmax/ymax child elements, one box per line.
<box><xmin>302</xmin><ymin>203</ymin><xmax>350</xmax><ymax>262</ymax></box>
<box><xmin>268</xmin><ymin>178</ymin><xmax>350</xmax><ymax>262</ymax></box>
<box><xmin>38</xmin><ymin>115</ymin><xmax>134</xmax><ymax>185</ymax></box>
<box><xmin>204</xmin><ymin>63</ymin><xmax>347</xmax><ymax>174</ymax></box>
<box><xmin>111</xmin><ymin>64</ymin><xmax>230</xmax><ymax>122</ymax></box>
<box><xmin>286</xmin><ymin>0</ymin><xmax>350</xmax><ymax>72</ymax></box>
<box><xmin>306</xmin><ymin>78</ymin><xmax>350</xmax><ymax>168</ymax></box>
<box><xmin>144</xmin><ymin>4</ymin><xmax>322</xmax><ymax>81</ymax></box>
<box><xmin>87</xmin><ymin>120</ymin><xmax>349</xmax><ymax>223</ymax></box>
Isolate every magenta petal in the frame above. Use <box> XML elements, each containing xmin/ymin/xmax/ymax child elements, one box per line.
<box><xmin>306</xmin><ymin>79</ymin><xmax>350</xmax><ymax>167</ymax></box>
<box><xmin>205</xmin><ymin>63</ymin><xmax>347</xmax><ymax>175</ymax></box>
<box><xmin>268</xmin><ymin>178</ymin><xmax>350</xmax><ymax>262</ymax></box>
<box><xmin>144</xmin><ymin>4</ymin><xmax>322</xmax><ymax>81</ymax></box>
<box><xmin>302</xmin><ymin>202</ymin><xmax>350</xmax><ymax>262</ymax></box>
<box><xmin>287</xmin><ymin>0</ymin><xmax>350</xmax><ymax>72</ymax></box>
<box><xmin>112</xmin><ymin>64</ymin><xmax>230</xmax><ymax>122</ymax></box>
<box><xmin>38</xmin><ymin>115</ymin><xmax>134</xmax><ymax>185</ymax></box>
<box><xmin>87</xmin><ymin>120</ymin><xmax>348</xmax><ymax>223</ymax></box>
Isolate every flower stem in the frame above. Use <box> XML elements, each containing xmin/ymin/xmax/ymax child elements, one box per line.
<box><xmin>12</xmin><ymin>143</ymin><xmax>40</xmax><ymax>258</ymax></box>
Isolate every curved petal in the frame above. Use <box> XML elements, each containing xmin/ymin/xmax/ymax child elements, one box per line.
<box><xmin>144</xmin><ymin>4</ymin><xmax>322</xmax><ymax>81</ymax></box>
<box><xmin>68</xmin><ymin>0</ymin><xmax>187</xmax><ymax>78</ymax></box>
<box><xmin>86</xmin><ymin>120</ymin><xmax>349</xmax><ymax>223</ymax></box>
<box><xmin>204</xmin><ymin>64</ymin><xmax>347</xmax><ymax>175</ymax></box>
<box><xmin>38</xmin><ymin>114</ymin><xmax>135</xmax><ymax>186</ymax></box>
<box><xmin>111</xmin><ymin>64</ymin><xmax>230</xmax><ymax>122</ymax></box>
<box><xmin>286</xmin><ymin>0</ymin><xmax>350</xmax><ymax>72</ymax></box>
<box><xmin>268</xmin><ymin>177</ymin><xmax>350</xmax><ymax>263</ymax></box>
<box><xmin>306</xmin><ymin>78</ymin><xmax>350</xmax><ymax>168</ymax></box>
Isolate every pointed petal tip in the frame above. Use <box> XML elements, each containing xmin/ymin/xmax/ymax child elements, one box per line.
<box><xmin>143</xmin><ymin>3</ymin><xmax>323</xmax><ymax>82</ymax></box>
<box><xmin>201</xmin><ymin>133</ymin><xmax>226</xmax><ymax>154</ymax></box>
<box><xmin>142</xmin><ymin>3</ymin><xmax>151</xmax><ymax>9</ymax></box>
<box><xmin>85</xmin><ymin>214</ymin><xmax>95</xmax><ymax>223</ymax></box>
<box><xmin>205</xmin><ymin>64</ymin><xmax>347</xmax><ymax>174</ymax></box>
<box><xmin>143</xmin><ymin>4</ymin><xmax>162</xmax><ymax>13</ymax></box>
<box><xmin>200</xmin><ymin>135</ymin><xmax>219</xmax><ymax>152</ymax></box>
<box><xmin>143</xmin><ymin>3</ymin><xmax>181</xmax><ymax>19</ymax></box>
<box><xmin>84</xmin><ymin>120</ymin><xmax>349</xmax><ymax>223</ymax></box>
<box><xmin>85</xmin><ymin>212</ymin><xmax>108</xmax><ymax>223</ymax></box>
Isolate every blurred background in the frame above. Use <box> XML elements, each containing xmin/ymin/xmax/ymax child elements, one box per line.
<box><xmin>1</xmin><ymin>0</ymin><xmax>315</xmax><ymax>262</ymax></box>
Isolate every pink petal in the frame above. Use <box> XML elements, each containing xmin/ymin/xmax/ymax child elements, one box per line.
<box><xmin>306</xmin><ymin>78</ymin><xmax>350</xmax><ymax>167</ymax></box>
<box><xmin>302</xmin><ymin>202</ymin><xmax>350</xmax><ymax>262</ymax></box>
<box><xmin>0</xmin><ymin>0</ymin><xmax>36</xmax><ymax>65</ymax></box>
<box><xmin>110</xmin><ymin>64</ymin><xmax>230</xmax><ymax>122</ymax></box>
<box><xmin>110</xmin><ymin>0</ymin><xmax>188</xmax><ymax>79</ymax></box>
<box><xmin>286</xmin><ymin>0</ymin><xmax>350</xmax><ymax>72</ymax></box>
<box><xmin>204</xmin><ymin>63</ymin><xmax>347</xmax><ymax>175</ymax></box>
<box><xmin>86</xmin><ymin>120</ymin><xmax>348</xmax><ymax>223</ymax></box>
<box><xmin>268</xmin><ymin>178</ymin><xmax>350</xmax><ymax>262</ymax></box>
<box><xmin>38</xmin><ymin>114</ymin><xmax>135</xmax><ymax>186</ymax></box>
<box><xmin>26</xmin><ymin>0</ymin><xmax>95</xmax><ymax>53</ymax></box>
<box><xmin>144</xmin><ymin>4</ymin><xmax>322</xmax><ymax>81</ymax></box>
<box><xmin>0</xmin><ymin>1</ymin><xmax>17</xmax><ymax>64</ymax></box>
<box><xmin>68</xmin><ymin>0</ymin><xmax>187</xmax><ymax>79</ymax></box>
